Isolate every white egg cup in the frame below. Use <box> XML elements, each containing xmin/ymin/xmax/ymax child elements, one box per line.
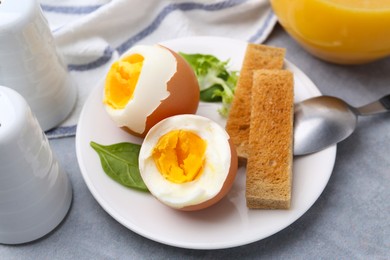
<box><xmin>0</xmin><ymin>86</ymin><xmax>72</xmax><ymax>244</ymax></box>
<box><xmin>0</xmin><ymin>0</ymin><xmax>77</xmax><ymax>131</ymax></box>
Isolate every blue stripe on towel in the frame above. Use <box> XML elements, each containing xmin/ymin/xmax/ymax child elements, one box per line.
<box><xmin>46</xmin><ymin>125</ymin><xmax>77</xmax><ymax>139</ymax></box>
<box><xmin>248</xmin><ymin>10</ymin><xmax>275</xmax><ymax>43</ymax></box>
<box><xmin>67</xmin><ymin>0</ymin><xmax>248</xmax><ymax>72</ymax></box>
<box><xmin>117</xmin><ymin>0</ymin><xmax>248</xmax><ymax>54</ymax></box>
<box><xmin>41</xmin><ymin>4</ymin><xmax>103</xmax><ymax>14</ymax></box>
<box><xmin>68</xmin><ymin>46</ymin><xmax>115</xmax><ymax>71</ymax></box>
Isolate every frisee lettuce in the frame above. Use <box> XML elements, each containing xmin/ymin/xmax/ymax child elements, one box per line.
<box><xmin>179</xmin><ymin>52</ymin><xmax>238</xmax><ymax>117</ymax></box>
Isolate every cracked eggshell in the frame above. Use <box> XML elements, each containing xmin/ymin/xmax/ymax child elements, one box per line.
<box><xmin>104</xmin><ymin>45</ymin><xmax>200</xmax><ymax>138</ymax></box>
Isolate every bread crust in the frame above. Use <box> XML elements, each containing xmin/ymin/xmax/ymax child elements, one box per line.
<box><xmin>246</xmin><ymin>70</ymin><xmax>294</xmax><ymax>209</ymax></box>
<box><xmin>225</xmin><ymin>44</ymin><xmax>285</xmax><ymax>158</ymax></box>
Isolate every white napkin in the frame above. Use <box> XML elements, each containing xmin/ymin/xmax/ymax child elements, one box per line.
<box><xmin>40</xmin><ymin>0</ymin><xmax>277</xmax><ymax>138</ymax></box>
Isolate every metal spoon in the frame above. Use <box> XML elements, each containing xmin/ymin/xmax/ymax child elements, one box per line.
<box><xmin>294</xmin><ymin>94</ymin><xmax>390</xmax><ymax>155</ymax></box>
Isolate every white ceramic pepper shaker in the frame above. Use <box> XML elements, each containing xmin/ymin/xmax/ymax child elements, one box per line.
<box><xmin>0</xmin><ymin>0</ymin><xmax>77</xmax><ymax>131</ymax></box>
<box><xmin>0</xmin><ymin>86</ymin><xmax>72</xmax><ymax>244</ymax></box>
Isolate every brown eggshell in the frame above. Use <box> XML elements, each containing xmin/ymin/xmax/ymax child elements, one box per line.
<box><xmin>122</xmin><ymin>46</ymin><xmax>200</xmax><ymax>138</ymax></box>
<box><xmin>177</xmin><ymin>138</ymin><xmax>238</xmax><ymax>211</ymax></box>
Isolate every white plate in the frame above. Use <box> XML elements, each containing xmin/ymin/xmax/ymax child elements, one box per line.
<box><xmin>76</xmin><ymin>36</ymin><xmax>336</xmax><ymax>249</ymax></box>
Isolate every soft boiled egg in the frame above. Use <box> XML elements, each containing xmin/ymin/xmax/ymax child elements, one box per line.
<box><xmin>138</xmin><ymin>114</ymin><xmax>238</xmax><ymax>211</ymax></box>
<box><xmin>103</xmin><ymin>45</ymin><xmax>200</xmax><ymax>137</ymax></box>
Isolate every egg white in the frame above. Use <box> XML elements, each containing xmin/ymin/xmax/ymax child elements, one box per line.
<box><xmin>104</xmin><ymin>45</ymin><xmax>176</xmax><ymax>134</ymax></box>
<box><xmin>138</xmin><ymin>114</ymin><xmax>232</xmax><ymax>209</ymax></box>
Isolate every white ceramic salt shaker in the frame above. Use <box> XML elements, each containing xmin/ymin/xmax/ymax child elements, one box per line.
<box><xmin>0</xmin><ymin>86</ymin><xmax>72</xmax><ymax>244</ymax></box>
<box><xmin>0</xmin><ymin>0</ymin><xmax>77</xmax><ymax>131</ymax></box>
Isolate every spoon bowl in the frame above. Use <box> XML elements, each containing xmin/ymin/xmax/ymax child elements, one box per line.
<box><xmin>294</xmin><ymin>94</ymin><xmax>390</xmax><ymax>155</ymax></box>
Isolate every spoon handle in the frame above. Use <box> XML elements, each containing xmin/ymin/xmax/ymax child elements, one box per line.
<box><xmin>356</xmin><ymin>94</ymin><xmax>390</xmax><ymax>116</ymax></box>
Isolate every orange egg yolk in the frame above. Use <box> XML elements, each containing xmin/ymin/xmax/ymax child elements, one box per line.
<box><xmin>103</xmin><ymin>54</ymin><xmax>144</xmax><ymax>109</ymax></box>
<box><xmin>152</xmin><ymin>130</ymin><xmax>207</xmax><ymax>184</ymax></box>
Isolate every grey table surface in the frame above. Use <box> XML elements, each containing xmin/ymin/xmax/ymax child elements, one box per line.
<box><xmin>1</xmin><ymin>25</ymin><xmax>389</xmax><ymax>259</ymax></box>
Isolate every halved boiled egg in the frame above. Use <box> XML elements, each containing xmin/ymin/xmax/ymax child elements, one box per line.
<box><xmin>138</xmin><ymin>114</ymin><xmax>238</xmax><ymax>211</ymax></box>
<box><xmin>103</xmin><ymin>45</ymin><xmax>200</xmax><ymax>137</ymax></box>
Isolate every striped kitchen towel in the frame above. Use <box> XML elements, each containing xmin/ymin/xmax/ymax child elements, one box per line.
<box><xmin>41</xmin><ymin>0</ymin><xmax>278</xmax><ymax>138</ymax></box>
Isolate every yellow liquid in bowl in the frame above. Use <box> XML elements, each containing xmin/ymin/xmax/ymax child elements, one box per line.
<box><xmin>271</xmin><ymin>0</ymin><xmax>390</xmax><ymax>64</ymax></box>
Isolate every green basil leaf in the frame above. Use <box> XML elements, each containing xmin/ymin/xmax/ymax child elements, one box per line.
<box><xmin>90</xmin><ymin>141</ymin><xmax>148</xmax><ymax>192</ymax></box>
